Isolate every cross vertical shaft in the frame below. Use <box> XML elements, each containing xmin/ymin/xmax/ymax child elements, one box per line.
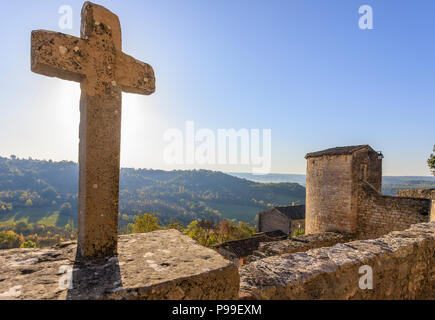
<box><xmin>31</xmin><ymin>2</ymin><xmax>155</xmax><ymax>260</ymax></box>
<box><xmin>78</xmin><ymin>86</ymin><xmax>122</xmax><ymax>259</ymax></box>
<box><xmin>77</xmin><ymin>2</ymin><xmax>123</xmax><ymax>259</ymax></box>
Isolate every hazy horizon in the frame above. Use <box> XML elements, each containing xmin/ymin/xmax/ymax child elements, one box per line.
<box><xmin>2</xmin><ymin>153</ymin><xmax>434</xmax><ymax>178</ymax></box>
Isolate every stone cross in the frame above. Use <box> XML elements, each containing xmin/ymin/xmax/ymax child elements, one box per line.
<box><xmin>31</xmin><ymin>2</ymin><xmax>155</xmax><ymax>259</ymax></box>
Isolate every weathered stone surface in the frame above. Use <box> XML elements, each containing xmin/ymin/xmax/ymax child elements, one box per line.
<box><xmin>397</xmin><ymin>189</ymin><xmax>435</xmax><ymax>222</ymax></box>
<box><xmin>240</xmin><ymin>222</ymin><xmax>435</xmax><ymax>300</ymax></box>
<box><xmin>31</xmin><ymin>2</ymin><xmax>155</xmax><ymax>260</ymax></box>
<box><xmin>397</xmin><ymin>189</ymin><xmax>435</xmax><ymax>200</ymax></box>
<box><xmin>357</xmin><ymin>182</ymin><xmax>430</xmax><ymax>239</ymax></box>
<box><xmin>248</xmin><ymin>232</ymin><xmax>353</xmax><ymax>263</ymax></box>
<box><xmin>305</xmin><ymin>146</ymin><xmax>383</xmax><ymax>235</ymax></box>
<box><xmin>305</xmin><ymin>145</ymin><xmax>431</xmax><ymax>240</ymax></box>
<box><xmin>0</xmin><ymin>230</ymin><xmax>239</xmax><ymax>300</ymax></box>
<box><xmin>258</xmin><ymin>206</ymin><xmax>306</xmax><ymax>235</ymax></box>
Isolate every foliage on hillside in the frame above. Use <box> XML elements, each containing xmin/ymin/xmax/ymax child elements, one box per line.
<box><xmin>0</xmin><ymin>156</ymin><xmax>305</xmax><ymax>229</ymax></box>
<box><xmin>128</xmin><ymin>213</ymin><xmax>256</xmax><ymax>248</ymax></box>
<box><xmin>0</xmin><ymin>215</ymin><xmax>256</xmax><ymax>250</ymax></box>
<box><xmin>0</xmin><ymin>222</ymin><xmax>76</xmax><ymax>249</ymax></box>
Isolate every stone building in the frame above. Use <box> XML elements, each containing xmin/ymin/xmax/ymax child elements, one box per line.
<box><xmin>257</xmin><ymin>205</ymin><xmax>305</xmax><ymax>235</ymax></box>
<box><xmin>305</xmin><ymin>145</ymin><xmax>383</xmax><ymax>234</ymax></box>
<box><xmin>305</xmin><ymin>145</ymin><xmax>432</xmax><ymax>239</ymax></box>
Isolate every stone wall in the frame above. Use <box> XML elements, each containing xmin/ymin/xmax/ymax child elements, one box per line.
<box><xmin>239</xmin><ymin>222</ymin><xmax>435</xmax><ymax>300</ymax></box>
<box><xmin>357</xmin><ymin>182</ymin><xmax>430</xmax><ymax>239</ymax></box>
<box><xmin>397</xmin><ymin>189</ymin><xmax>435</xmax><ymax>222</ymax></box>
<box><xmin>0</xmin><ymin>230</ymin><xmax>239</xmax><ymax>300</ymax></box>
<box><xmin>258</xmin><ymin>209</ymin><xmax>290</xmax><ymax>235</ymax></box>
<box><xmin>248</xmin><ymin>232</ymin><xmax>353</xmax><ymax>263</ymax></box>
<box><xmin>352</xmin><ymin>148</ymin><xmax>383</xmax><ymax>193</ymax></box>
<box><xmin>397</xmin><ymin>189</ymin><xmax>435</xmax><ymax>199</ymax></box>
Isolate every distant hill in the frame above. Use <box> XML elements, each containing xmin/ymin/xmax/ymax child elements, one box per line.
<box><xmin>0</xmin><ymin>157</ymin><xmax>306</xmax><ymax>230</ymax></box>
<box><xmin>228</xmin><ymin>172</ymin><xmax>307</xmax><ymax>185</ymax></box>
<box><xmin>381</xmin><ymin>177</ymin><xmax>435</xmax><ymax>196</ymax></box>
<box><xmin>228</xmin><ymin>172</ymin><xmax>435</xmax><ymax>196</ymax></box>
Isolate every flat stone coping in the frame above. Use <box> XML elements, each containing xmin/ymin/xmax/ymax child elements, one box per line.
<box><xmin>239</xmin><ymin>222</ymin><xmax>435</xmax><ymax>299</ymax></box>
<box><xmin>0</xmin><ymin>230</ymin><xmax>239</xmax><ymax>300</ymax></box>
<box><xmin>249</xmin><ymin>232</ymin><xmax>354</xmax><ymax>262</ymax></box>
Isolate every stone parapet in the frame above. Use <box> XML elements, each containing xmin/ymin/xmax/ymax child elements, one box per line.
<box><xmin>357</xmin><ymin>182</ymin><xmax>430</xmax><ymax>239</ymax></box>
<box><xmin>397</xmin><ymin>189</ymin><xmax>435</xmax><ymax>200</ymax></box>
<box><xmin>0</xmin><ymin>230</ymin><xmax>239</xmax><ymax>300</ymax></box>
<box><xmin>240</xmin><ymin>222</ymin><xmax>435</xmax><ymax>300</ymax></box>
<box><xmin>248</xmin><ymin>232</ymin><xmax>353</xmax><ymax>263</ymax></box>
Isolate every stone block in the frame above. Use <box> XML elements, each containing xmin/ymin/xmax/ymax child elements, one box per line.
<box><xmin>240</xmin><ymin>222</ymin><xmax>435</xmax><ymax>300</ymax></box>
<box><xmin>0</xmin><ymin>230</ymin><xmax>239</xmax><ymax>300</ymax></box>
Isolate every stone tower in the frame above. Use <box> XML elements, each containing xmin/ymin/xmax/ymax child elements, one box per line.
<box><xmin>305</xmin><ymin>145</ymin><xmax>383</xmax><ymax>234</ymax></box>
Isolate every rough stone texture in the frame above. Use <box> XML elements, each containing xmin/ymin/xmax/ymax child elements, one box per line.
<box><xmin>258</xmin><ymin>206</ymin><xmax>305</xmax><ymax>235</ymax></box>
<box><xmin>248</xmin><ymin>232</ymin><xmax>354</xmax><ymax>262</ymax></box>
<box><xmin>397</xmin><ymin>189</ymin><xmax>435</xmax><ymax>200</ymax></box>
<box><xmin>306</xmin><ymin>154</ymin><xmax>354</xmax><ymax>234</ymax></box>
<box><xmin>305</xmin><ymin>146</ymin><xmax>382</xmax><ymax>235</ymax></box>
<box><xmin>0</xmin><ymin>230</ymin><xmax>239</xmax><ymax>300</ymax></box>
<box><xmin>258</xmin><ymin>208</ymin><xmax>292</xmax><ymax>235</ymax></box>
<box><xmin>357</xmin><ymin>182</ymin><xmax>430</xmax><ymax>239</ymax></box>
<box><xmin>31</xmin><ymin>2</ymin><xmax>155</xmax><ymax>259</ymax></box>
<box><xmin>305</xmin><ymin>145</ymin><xmax>432</xmax><ymax>241</ymax></box>
<box><xmin>239</xmin><ymin>222</ymin><xmax>435</xmax><ymax>300</ymax></box>
<box><xmin>397</xmin><ymin>189</ymin><xmax>435</xmax><ymax>222</ymax></box>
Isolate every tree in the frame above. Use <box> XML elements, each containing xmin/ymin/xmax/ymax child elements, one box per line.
<box><xmin>428</xmin><ymin>145</ymin><xmax>435</xmax><ymax>176</ymax></box>
<box><xmin>128</xmin><ymin>213</ymin><xmax>161</xmax><ymax>234</ymax></box>
<box><xmin>0</xmin><ymin>231</ymin><xmax>23</xmax><ymax>249</ymax></box>
<box><xmin>234</xmin><ymin>221</ymin><xmax>256</xmax><ymax>239</ymax></box>
<box><xmin>163</xmin><ymin>219</ymin><xmax>184</xmax><ymax>232</ymax></box>
<box><xmin>41</xmin><ymin>186</ymin><xmax>58</xmax><ymax>201</ymax></box>
<box><xmin>22</xmin><ymin>240</ymin><xmax>36</xmax><ymax>248</ymax></box>
<box><xmin>0</xmin><ymin>201</ymin><xmax>12</xmax><ymax>212</ymax></box>
<box><xmin>215</xmin><ymin>220</ymin><xmax>235</xmax><ymax>243</ymax></box>
<box><xmin>184</xmin><ymin>220</ymin><xmax>217</xmax><ymax>248</ymax></box>
<box><xmin>60</xmin><ymin>202</ymin><xmax>73</xmax><ymax>216</ymax></box>
<box><xmin>292</xmin><ymin>228</ymin><xmax>305</xmax><ymax>237</ymax></box>
<box><xmin>14</xmin><ymin>221</ymin><xmax>32</xmax><ymax>236</ymax></box>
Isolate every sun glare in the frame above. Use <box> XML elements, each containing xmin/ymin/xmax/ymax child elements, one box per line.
<box><xmin>121</xmin><ymin>93</ymin><xmax>168</xmax><ymax>169</ymax></box>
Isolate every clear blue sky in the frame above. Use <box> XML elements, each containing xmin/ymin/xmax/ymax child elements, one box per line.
<box><xmin>0</xmin><ymin>0</ymin><xmax>434</xmax><ymax>175</ymax></box>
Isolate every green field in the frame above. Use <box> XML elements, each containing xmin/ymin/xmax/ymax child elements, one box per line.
<box><xmin>205</xmin><ymin>201</ymin><xmax>265</xmax><ymax>224</ymax></box>
<box><xmin>0</xmin><ymin>207</ymin><xmax>75</xmax><ymax>228</ymax></box>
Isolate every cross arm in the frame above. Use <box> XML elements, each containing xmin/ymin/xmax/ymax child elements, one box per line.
<box><xmin>117</xmin><ymin>52</ymin><xmax>156</xmax><ymax>95</ymax></box>
<box><xmin>31</xmin><ymin>30</ymin><xmax>88</xmax><ymax>82</ymax></box>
